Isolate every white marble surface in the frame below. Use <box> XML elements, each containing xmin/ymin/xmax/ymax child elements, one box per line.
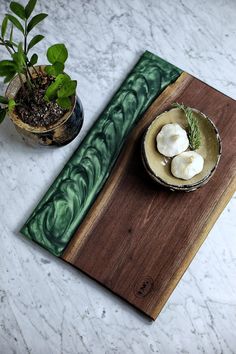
<box><xmin>0</xmin><ymin>0</ymin><xmax>236</xmax><ymax>353</ymax></box>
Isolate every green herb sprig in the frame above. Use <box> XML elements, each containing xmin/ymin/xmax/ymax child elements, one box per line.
<box><xmin>173</xmin><ymin>102</ymin><xmax>201</xmax><ymax>150</ymax></box>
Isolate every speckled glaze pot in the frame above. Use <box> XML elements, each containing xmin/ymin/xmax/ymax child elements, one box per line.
<box><xmin>5</xmin><ymin>66</ymin><xmax>83</xmax><ymax>147</ymax></box>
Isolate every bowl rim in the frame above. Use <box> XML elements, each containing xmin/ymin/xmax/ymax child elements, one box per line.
<box><xmin>142</xmin><ymin>106</ymin><xmax>222</xmax><ymax>191</ymax></box>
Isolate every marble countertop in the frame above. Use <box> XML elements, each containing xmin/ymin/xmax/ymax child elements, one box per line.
<box><xmin>0</xmin><ymin>0</ymin><xmax>236</xmax><ymax>353</ymax></box>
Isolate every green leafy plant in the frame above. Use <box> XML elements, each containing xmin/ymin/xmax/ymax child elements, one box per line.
<box><xmin>0</xmin><ymin>0</ymin><xmax>77</xmax><ymax>123</ymax></box>
<box><xmin>44</xmin><ymin>44</ymin><xmax>77</xmax><ymax>109</ymax></box>
<box><xmin>173</xmin><ymin>102</ymin><xmax>201</xmax><ymax>150</ymax></box>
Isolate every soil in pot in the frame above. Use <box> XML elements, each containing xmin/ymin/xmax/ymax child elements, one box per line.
<box><xmin>15</xmin><ymin>74</ymin><xmax>67</xmax><ymax>128</ymax></box>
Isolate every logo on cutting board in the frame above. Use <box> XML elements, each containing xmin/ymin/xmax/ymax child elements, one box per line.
<box><xmin>133</xmin><ymin>276</ymin><xmax>154</xmax><ymax>298</ymax></box>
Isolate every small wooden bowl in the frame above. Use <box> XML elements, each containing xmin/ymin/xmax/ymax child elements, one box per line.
<box><xmin>142</xmin><ymin>107</ymin><xmax>222</xmax><ymax>192</ymax></box>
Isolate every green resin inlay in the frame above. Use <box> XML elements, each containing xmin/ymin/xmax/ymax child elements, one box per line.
<box><xmin>21</xmin><ymin>51</ymin><xmax>182</xmax><ymax>256</ymax></box>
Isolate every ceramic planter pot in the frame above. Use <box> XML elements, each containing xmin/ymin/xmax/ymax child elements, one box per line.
<box><xmin>142</xmin><ymin>107</ymin><xmax>222</xmax><ymax>192</ymax></box>
<box><xmin>5</xmin><ymin>66</ymin><xmax>83</xmax><ymax>147</ymax></box>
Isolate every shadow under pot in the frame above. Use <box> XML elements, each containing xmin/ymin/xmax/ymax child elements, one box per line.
<box><xmin>5</xmin><ymin>65</ymin><xmax>83</xmax><ymax>147</ymax></box>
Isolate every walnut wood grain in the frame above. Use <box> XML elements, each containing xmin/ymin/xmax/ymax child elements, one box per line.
<box><xmin>62</xmin><ymin>72</ymin><xmax>236</xmax><ymax>320</ymax></box>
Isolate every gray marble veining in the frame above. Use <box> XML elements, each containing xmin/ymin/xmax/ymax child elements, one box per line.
<box><xmin>0</xmin><ymin>0</ymin><xmax>235</xmax><ymax>353</ymax></box>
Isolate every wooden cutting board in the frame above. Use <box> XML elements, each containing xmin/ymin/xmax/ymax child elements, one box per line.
<box><xmin>62</xmin><ymin>72</ymin><xmax>236</xmax><ymax>320</ymax></box>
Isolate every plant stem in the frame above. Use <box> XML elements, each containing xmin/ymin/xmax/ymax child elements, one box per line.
<box><xmin>0</xmin><ymin>38</ymin><xmax>13</xmax><ymax>55</ymax></box>
<box><xmin>8</xmin><ymin>43</ymin><xmax>16</xmax><ymax>54</ymax></box>
<box><xmin>23</xmin><ymin>19</ymin><xmax>28</xmax><ymax>58</ymax></box>
<box><xmin>26</xmin><ymin>62</ymin><xmax>34</xmax><ymax>81</ymax></box>
<box><xmin>18</xmin><ymin>73</ymin><xmax>26</xmax><ymax>96</ymax></box>
<box><xmin>23</xmin><ymin>19</ymin><xmax>34</xmax><ymax>90</ymax></box>
<box><xmin>24</xmin><ymin>68</ymin><xmax>34</xmax><ymax>92</ymax></box>
<box><xmin>32</xmin><ymin>65</ymin><xmax>39</xmax><ymax>76</ymax></box>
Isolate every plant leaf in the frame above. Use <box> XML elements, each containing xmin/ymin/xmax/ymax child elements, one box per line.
<box><xmin>0</xmin><ymin>59</ymin><xmax>16</xmax><ymax>81</ymax></box>
<box><xmin>1</xmin><ymin>16</ymin><xmax>8</xmax><ymax>38</ymax></box>
<box><xmin>8</xmin><ymin>98</ymin><xmax>16</xmax><ymax>112</ymax></box>
<box><xmin>29</xmin><ymin>53</ymin><xmax>38</xmax><ymax>66</ymax></box>
<box><xmin>0</xmin><ymin>61</ymin><xmax>16</xmax><ymax>79</ymax></box>
<box><xmin>44</xmin><ymin>73</ymin><xmax>70</xmax><ymax>101</ymax></box>
<box><xmin>0</xmin><ymin>108</ymin><xmax>7</xmax><ymax>123</ymax></box>
<box><xmin>3</xmin><ymin>71</ymin><xmax>16</xmax><ymax>83</ymax></box>
<box><xmin>27</xmin><ymin>34</ymin><xmax>44</xmax><ymax>51</ymax></box>
<box><xmin>9</xmin><ymin>23</ymin><xmax>14</xmax><ymax>43</ymax></box>
<box><xmin>0</xmin><ymin>60</ymin><xmax>15</xmax><ymax>67</ymax></box>
<box><xmin>12</xmin><ymin>42</ymin><xmax>26</xmax><ymax>72</ymax></box>
<box><xmin>10</xmin><ymin>2</ymin><xmax>26</xmax><ymax>20</ymax></box>
<box><xmin>56</xmin><ymin>97</ymin><xmax>71</xmax><ymax>110</ymax></box>
<box><xmin>0</xmin><ymin>66</ymin><xmax>16</xmax><ymax>77</ymax></box>
<box><xmin>58</xmin><ymin>80</ymin><xmax>77</xmax><ymax>98</ymax></box>
<box><xmin>27</xmin><ymin>13</ymin><xmax>48</xmax><ymax>33</ymax></box>
<box><xmin>7</xmin><ymin>14</ymin><xmax>24</xmax><ymax>33</ymax></box>
<box><xmin>25</xmin><ymin>0</ymin><xmax>37</xmax><ymax>19</ymax></box>
<box><xmin>45</xmin><ymin>62</ymin><xmax>64</xmax><ymax>76</ymax></box>
<box><xmin>47</xmin><ymin>43</ymin><xmax>68</xmax><ymax>64</ymax></box>
<box><xmin>0</xmin><ymin>95</ymin><xmax>9</xmax><ymax>104</ymax></box>
<box><xmin>0</xmin><ymin>60</ymin><xmax>16</xmax><ymax>71</ymax></box>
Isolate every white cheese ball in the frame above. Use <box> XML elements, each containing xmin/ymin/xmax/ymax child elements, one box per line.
<box><xmin>156</xmin><ymin>123</ymin><xmax>189</xmax><ymax>157</ymax></box>
<box><xmin>171</xmin><ymin>151</ymin><xmax>204</xmax><ymax>180</ymax></box>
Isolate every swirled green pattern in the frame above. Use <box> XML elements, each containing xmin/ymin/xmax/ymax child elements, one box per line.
<box><xmin>21</xmin><ymin>51</ymin><xmax>182</xmax><ymax>256</ymax></box>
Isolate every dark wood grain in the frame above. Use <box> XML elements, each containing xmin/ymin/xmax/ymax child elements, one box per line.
<box><xmin>62</xmin><ymin>73</ymin><xmax>236</xmax><ymax>320</ymax></box>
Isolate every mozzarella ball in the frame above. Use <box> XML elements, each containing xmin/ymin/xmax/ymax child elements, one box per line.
<box><xmin>156</xmin><ymin>123</ymin><xmax>189</xmax><ymax>157</ymax></box>
<box><xmin>171</xmin><ymin>151</ymin><xmax>204</xmax><ymax>180</ymax></box>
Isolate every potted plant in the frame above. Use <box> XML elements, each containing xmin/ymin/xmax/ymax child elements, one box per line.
<box><xmin>0</xmin><ymin>0</ymin><xmax>83</xmax><ymax>146</ymax></box>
